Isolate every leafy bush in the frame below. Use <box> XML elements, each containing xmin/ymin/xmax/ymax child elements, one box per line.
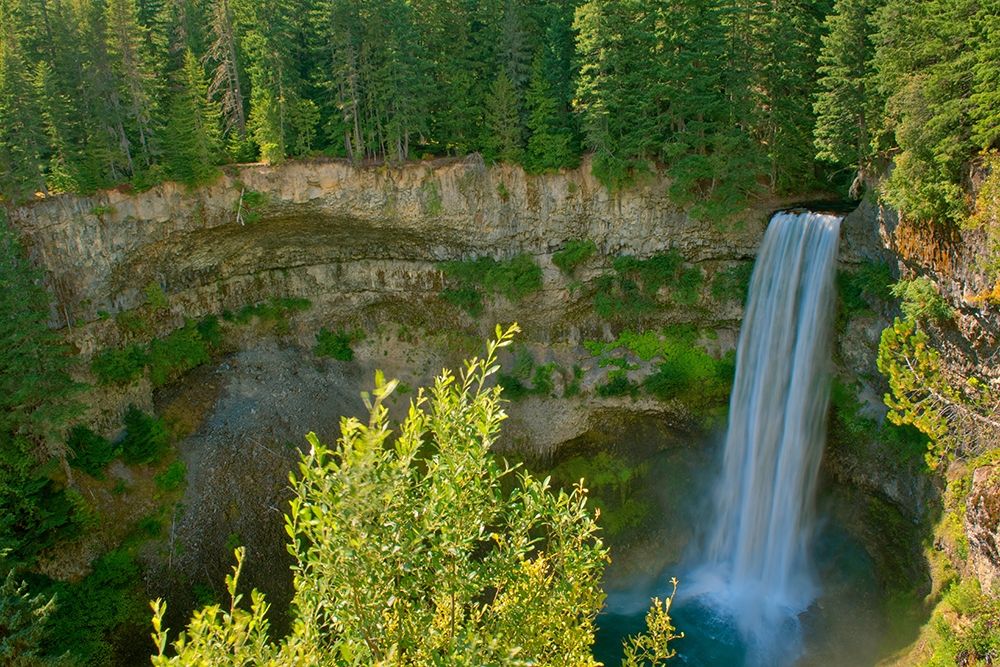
<box><xmin>594</xmin><ymin>250</ymin><xmax>702</xmax><ymax>320</ymax></box>
<box><xmin>120</xmin><ymin>406</ymin><xmax>170</xmax><ymax>465</ymax></box>
<box><xmin>151</xmin><ymin>326</ymin><xmax>677</xmax><ymax>664</ymax></box>
<box><xmin>91</xmin><ymin>344</ymin><xmax>148</xmax><ymax>385</ymax></box>
<box><xmin>891</xmin><ymin>276</ymin><xmax>954</xmax><ymax>323</ymax></box>
<box><xmin>147</xmin><ymin>322</ymin><xmax>211</xmax><ymax>387</ymax></box>
<box><xmin>67</xmin><ymin>425</ymin><xmax>120</xmax><ymax>478</ymax></box>
<box><xmin>552</xmin><ymin>239</ymin><xmax>597</xmax><ymax>275</ymax></box>
<box><xmin>439</xmin><ymin>255</ymin><xmax>543</xmax><ymax>315</ymax></box>
<box><xmin>144</xmin><ymin>282</ymin><xmax>169</xmax><ymax>311</ymax></box>
<box><xmin>596</xmin><ymin>370</ymin><xmax>638</xmax><ymax>397</ymax></box>
<box><xmin>314</xmin><ymin>328</ymin><xmax>361</xmax><ymax>361</ymax></box>
<box><xmin>154</xmin><ymin>460</ymin><xmax>187</xmax><ymax>492</ymax></box>
<box><xmin>710</xmin><ymin>262</ymin><xmax>754</xmax><ymax>303</ymax></box>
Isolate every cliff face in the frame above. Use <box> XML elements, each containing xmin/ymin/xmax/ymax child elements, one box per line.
<box><xmin>11</xmin><ymin>156</ymin><xmax>771</xmax><ymax>343</ymax></box>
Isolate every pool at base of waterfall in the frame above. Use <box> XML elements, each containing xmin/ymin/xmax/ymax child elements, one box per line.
<box><xmin>593</xmin><ymin>477</ymin><xmax>902</xmax><ymax>667</ymax></box>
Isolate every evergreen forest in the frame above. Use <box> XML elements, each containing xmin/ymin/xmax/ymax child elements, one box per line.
<box><xmin>0</xmin><ymin>0</ymin><xmax>996</xmax><ymax>226</ymax></box>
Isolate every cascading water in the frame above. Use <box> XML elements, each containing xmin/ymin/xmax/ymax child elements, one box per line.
<box><xmin>688</xmin><ymin>210</ymin><xmax>842</xmax><ymax>665</ymax></box>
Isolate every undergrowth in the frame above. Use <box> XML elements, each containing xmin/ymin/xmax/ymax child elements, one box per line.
<box><xmin>440</xmin><ymin>255</ymin><xmax>542</xmax><ymax>316</ymax></box>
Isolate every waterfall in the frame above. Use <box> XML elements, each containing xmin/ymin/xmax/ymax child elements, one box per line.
<box><xmin>692</xmin><ymin>210</ymin><xmax>842</xmax><ymax>664</ymax></box>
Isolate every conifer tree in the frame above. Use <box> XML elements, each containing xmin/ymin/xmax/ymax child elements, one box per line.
<box><xmin>971</xmin><ymin>3</ymin><xmax>1000</xmax><ymax>151</ymax></box>
<box><xmin>0</xmin><ymin>218</ymin><xmax>80</xmax><ymax>560</ymax></box>
<box><xmin>483</xmin><ymin>69</ymin><xmax>523</xmax><ymax>164</ymax></box>
<box><xmin>207</xmin><ymin>0</ymin><xmax>246</xmax><ymax>138</ymax></box>
<box><xmin>164</xmin><ymin>50</ymin><xmax>223</xmax><ymax>185</ymax></box>
<box><xmin>0</xmin><ymin>27</ymin><xmax>48</xmax><ymax>201</ymax></box>
<box><xmin>105</xmin><ymin>0</ymin><xmax>162</xmax><ymax>173</ymax></box>
<box><xmin>814</xmin><ymin>0</ymin><xmax>882</xmax><ymax>190</ymax></box>
<box><xmin>524</xmin><ymin>53</ymin><xmax>574</xmax><ymax>173</ymax></box>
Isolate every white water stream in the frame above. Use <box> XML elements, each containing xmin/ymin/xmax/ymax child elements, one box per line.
<box><xmin>690</xmin><ymin>210</ymin><xmax>842</xmax><ymax>664</ymax></box>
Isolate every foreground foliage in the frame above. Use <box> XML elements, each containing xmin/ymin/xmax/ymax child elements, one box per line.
<box><xmin>0</xmin><ymin>221</ymin><xmax>80</xmax><ymax>562</ymax></box>
<box><xmin>152</xmin><ymin>325</ymin><xmax>677</xmax><ymax>664</ymax></box>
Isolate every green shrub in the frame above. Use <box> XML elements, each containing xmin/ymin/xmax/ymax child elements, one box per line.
<box><xmin>498</xmin><ymin>373</ymin><xmax>530</xmax><ymax>399</ymax></box>
<box><xmin>67</xmin><ymin>425</ymin><xmax>120</xmax><ymax>478</ymax></box>
<box><xmin>828</xmin><ymin>380</ymin><xmax>927</xmax><ymax>463</ymax></box>
<box><xmin>674</xmin><ymin>266</ymin><xmax>704</xmax><ymax>305</ymax></box>
<box><xmin>441</xmin><ymin>286</ymin><xmax>483</xmax><ymax>317</ymax></box>
<box><xmin>196</xmin><ymin>315</ymin><xmax>224</xmax><ymax>348</ymax></box>
<box><xmin>891</xmin><ymin>276</ymin><xmax>954</xmax><ymax>323</ymax></box>
<box><xmin>594</xmin><ymin>250</ymin><xmax>702</xmax><ymax>320</ymax></box>
<box><xmin>439</xmin><ymin>255</ymin><xmax>543</xmax><ymax>315</ymax></box>
<box><xmin>233</xmin><ymin>297</ymin><xmax>312</xmax><ymax>325</ymax></box>
<box><xmin>596</xmin><ymin>370</ymin><xmax>638</xmax><ymax>397</ymax></box>
<box><xmin>147</xmin><ymin>322</ymin><xmax>211</xmax><ymax>387</ymax></box>
<box><xmin>144</xmin><ymin>282</ymin><xmax>169</xmax><ymax>311</ymax></box>
<box><xmin>91</xmin><ymin>344</ymin><xmax>148</xmax><ymax>385</ymax></box>
<box><xmin>588</xmin><ymin>327</ymin><xmax>734</xmax><ymax>406</ymax></box>
<box><xmin>115</xmin><ymin>310</ymin><xmax>149</xmax><ymax>336</ymax></box>
<box><xmin>120</xmin><ymin>406</ymin><xmax>170</xmax><ymax>465</ymax></box>
<box><xmin>710</xmin><ymin>262</ymin><xmax>754</xmax><ymax>303</ymax></box>
<box><xmin>530</xmin><ymin>363</ymin><xmax>556</xmax><ymax>397</ymax></box>
<box><xmin>552</xmin><ymin>239</ymin><xmax>597</xmax><ymax>275</ymax></box>
<box><xmin>155</xmin><ymin>460</ymin><xmax>187</xmax><ymax>492</ymax></box>
<box><xmin>565</xmin><ymin>365</ymin><xmax>584</xmax><ymax>397</ymax></box>
<box><xmin>43</xmin><ymin>549</ymin><xmax>148</xmax><ymax>664</ymax></box>
<box><xmin>315</xmin><ymin>328</ymin><xmax>361</xmax><ymax>361</ymax></box>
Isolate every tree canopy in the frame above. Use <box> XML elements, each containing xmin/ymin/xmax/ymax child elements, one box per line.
<box><xmin>151</xmin><ymin>325</ymin><xmax>679</xmax><ymax>665</ymax></box>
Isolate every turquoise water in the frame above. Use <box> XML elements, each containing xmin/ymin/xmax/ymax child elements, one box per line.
<box><xmin>582</xmin><ymin>433</ymin><xmax>899</xmax><ymax>667</ymax></box>
<box><xmin>594</xmin><ymin>507</ymin><xmax>887</xmax><ymax>667</ymax></box>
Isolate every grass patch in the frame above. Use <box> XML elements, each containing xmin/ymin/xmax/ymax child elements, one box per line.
<box><xmin>552</xmin><ymin>239</ymin><xmax>597</xmax><ymax>275</ymax></box>
<box><xmin>154</xmin><ymin>460</ymin><xmax>186</xmax><ymax>492</ymax></box>
<box><xmin>67</xmin><ymin>426</ymin><xmax>120</xmax><ymax>478</ymax></box>
<box><xmin>315</xmin><ymin>328</ymin><xmax>363</xmax><ymax>361</ymax></box>
<box><xmin>593</xmin><ymin>250</ymin><xmax>703</xmax><ymax>321</ymax></box>
<box><xmin>439</xmin><ymin>255</ymin><xmax>542</xmax><ymax>316</ymax></box>
<box><xmin>120</xmin><ymin>406</ymin><xmax>170</xmax><ymax>465</ymax></box>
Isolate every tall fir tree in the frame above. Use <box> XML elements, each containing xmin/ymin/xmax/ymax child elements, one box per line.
<box><xmin>524</xmin><ymin>52</ymin><xmax>574</xmax><ymax>172</ymax></box>
<box><xmin>163</xmin><ymin>50</ymin><xmax>223</xmax><ymax>184</ymax></box>
<box><xmin>814</xmin><ymin>0</ymin><xmax>882</xmax><ymax>191</ymax></box>
<box><xmin>483</xmin><ymin>69</ymin><xmax>523</xmax><ymax>164</ymax></box>
<box><xmin>104</xmin><ymin>0</ymin><xmax>162</xmax><ymax>174</ymax></box>
<box><xmin>0</xmin><ymin>22</ymin><xmax>48</xmax><ymax>201</ymax></box>
<box><xmin>0</xmin><ymin>218</ymin><xmax>80</xmax><ymax>560</ymax></box>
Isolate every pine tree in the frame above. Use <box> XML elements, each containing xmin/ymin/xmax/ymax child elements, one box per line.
<box><xmin>0</xmin><ymin>568</ymin><xmax>58</xmax><ymax>663</ymax></box>
<box><xmin>232</xmin><ymin>0</ymin><xmax>317</xmax><ymax>163</ymax></box>
<box><xmin>814</xmin><ymin>0</ymin><xmax>881</xmax><ymax>191</ymax></box>
<box><xmin>873</xmin><ymin>0</ymin><xmax>979</xmax><ymax>223</ymax></box>
<box><xmin>574</xmin><ymin>0</ymin><xmax>660</xmax><ymax>188</ymax></box>
<box><xmin>0</xmin><ymin>218</ymin><xmax>80</xmax><ymax>560</ymax></box>
<box><xmin>207</xmin><ymin>0</ymin><xmax>248</xmax><ymax>151</ymax></box>
<box><xmin>524</xmin><ymin>53</ymin><xmax>574</xmax><ymax>173</ymax></box>
<box><xmin>483</xmin><ymin>69</ymin><xmax>523</xmax><ymax>164</ymax></box>
<box><xmin>164</xmin><ymin>50</ymin><xmax>223</xmax><ymax>185</ymax></box>
<box><xmin>105</xmin><ymin>0</ymin><xmax>162</xmax><ymax>174</ymax></box>
<box><xmin>971</xmin><ymin>2</ymin><xmax>1000</xmax><ymax>151</ymax></box>
<box><xmin>0</xmin><ymin>25</ymin><xmax>48</xmax><ymax>201</ymax></box>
